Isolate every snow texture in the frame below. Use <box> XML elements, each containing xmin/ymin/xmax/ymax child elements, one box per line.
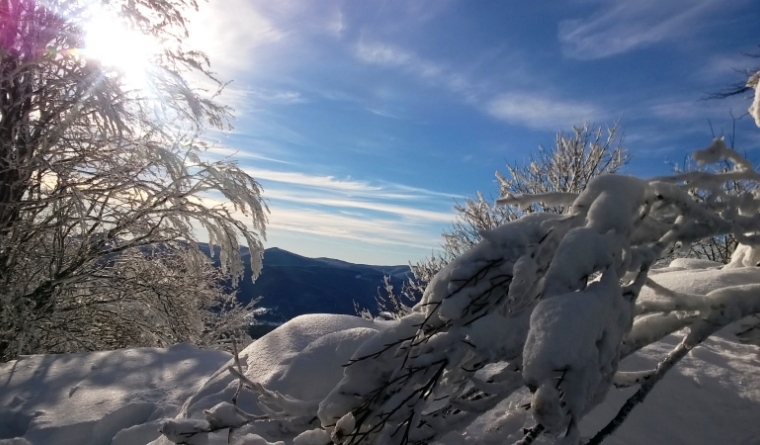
<box><xmin>0</xmin><ymin>344</ymin><xmax>230</xmax><ymax>445</ymax></box>
<box><xmin>151</xmin><ymin>314</ymin><xmax>378</xmax><ymax>445</ymax></box>
<box><xmin>1</xmin><ymin>305</ymin><xmax>759</xmax><ymax>445</ymax></box>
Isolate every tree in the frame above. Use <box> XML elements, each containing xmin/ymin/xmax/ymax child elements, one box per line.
<box><xmin>0</xmin><ymin>0</ymin><xmax>267</xmax><ymax>360</ymax></box>
<box><xmin>157</xmin><ymin>70</ymin><xmax>760</xmax><ymax>445</ymax></box>
<box><xmin>661</xmin><ymin>154</ymin><xmax>757</xmax><ymax>264</ymax></box>
<box><xmin>159</xmin><ymin>73</ymin><xmax>760</xmax><ymax>445</ymax></box>
<box><xmin>394</xmin><ymin>123</ymin><xmax>628</xmax><ymax>309</ymax></box>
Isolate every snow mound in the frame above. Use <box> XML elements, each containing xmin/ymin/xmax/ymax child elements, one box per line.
<box><xmin>0</xmin><ymin>343</ymin><xmax>230</xmax><ymax>445</ymax></box>
<box><xmin>665</xmin><ymin>257</ymin><xmax>722</xmax><ymax>270</ymax></box>
<box><xmin>149</xmin><ymin>314</ymin><xmax>378</xmax><ymax>445</ymax></box>
<box><xmin>642</xmin><ymin>266</ymin><xmax>760</xmax><ymax>298</ymax></box>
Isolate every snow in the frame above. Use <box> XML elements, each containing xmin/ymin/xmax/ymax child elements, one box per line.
<box><xmin>0</xmin><ymin>343</ymin><xmax>230</xmax><ymax>445</ymax></box>
<box><xmin>1</xmin><ymin>287</ymin><xmax>759</xmax><ymax>445</ymax></box>
<box><xmin>579</xmin><ymin>335</ymin><xmax>760</xmax><ymax>445</ymax></box>
<box><xmin>150</xmin><ymin>314</ymin><xmax>378</xmax><ymax>445</ymax></box>
<box><xmin>522</xmin><ymin>273</ymin><xmax>631</xmax><ymax>440</ymax></box>
<box><xmin>750</xmin><ymin>72</ymin><xmax>760</xmax><ymax>128</ymax></box>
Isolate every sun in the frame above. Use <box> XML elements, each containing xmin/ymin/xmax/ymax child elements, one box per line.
<box><xmin>80</xmin><ymin>5</ymin><xmax>163</xmax><ymax>90</ymax></box>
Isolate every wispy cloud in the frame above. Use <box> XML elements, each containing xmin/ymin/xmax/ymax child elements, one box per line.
<box><xmin>222</xmin><ymin>87</ymin><xmax>307</xmax><ymax>112</ymax></box>
<box><xmin>248</xmin><ymin>88</ymin><xmax>307</xmax><ymax>105</ymax></box>
<box><xmin>268</xmin><ymin>207</ymin><xmax>441</xmax><ymax>249</ymax></box>
<box><xmin>558</xmin><ymin>0</ymin><xmax>745</xmax><ymax>60</ymax></box>
<box><xmin>245</xmin><ymin>168</ymin><xmax>382</xmax><ymax>193</ymax></box>
<box><xmin>266</xmin><ymin>189</ymin><xmax>456</xmax><ymax>223</ymax></box>
<box><xmin>695</xmin><ymin>53</ymin><xmax>760</xmax><ymax>84</ymax></box>
<box><xmin>235</xmin><ymin>167</ymin><xmax>458</xmax><ymax>253</ymax></box>
<box><xmin>244</xmin><ymin>167</ymin><xmax>463</xmax><ymax>202</ymax></box>
<box><xmin>647</xmin><ymin>94</ymin><xmax>752</xmax><ymax>122</ymax></box>
<box><xmin>186</xmin><ymin>1</ymin><xmax>345</xmax><ymax>78</ymax></box>
<box><xmin>486</xmin><ymin>92</ymin><xmax>604</xmax><ymax>130</ymax></box>
<box><xmin>204</xmin><ymin>146</ymin><xmax>296</xmax><ymax>165</ymax></box>
<box><xmin>355</xmin><ymin>41</ymin><xmax>481</xmax><ymax>99</ymax></box>
<box><xmin>355</xmin><ymin>40</ymin><xmax>605</xmax><ymax>130</ymax></box>
<box><xmin>197</xmin><ymin>171</ymin><xmax>453</xmax><ymax>251</ymax></box>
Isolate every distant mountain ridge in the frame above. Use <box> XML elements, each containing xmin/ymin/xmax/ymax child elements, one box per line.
<box><xmin>210</xmin><ymin>246</ymin><xmax>412</xmax><ymax>324</ymax></box>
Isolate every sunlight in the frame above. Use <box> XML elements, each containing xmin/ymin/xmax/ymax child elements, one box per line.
<box><xmin>80</xmin><ymin>5</ymin><xmax>163</xmax><ymax>90</ymax></box>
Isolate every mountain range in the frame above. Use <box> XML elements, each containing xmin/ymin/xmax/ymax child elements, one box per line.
<box><xmin>219</xmin><ymin>247</ymin><xmax>412</xmax><ymax>328</ymax></box>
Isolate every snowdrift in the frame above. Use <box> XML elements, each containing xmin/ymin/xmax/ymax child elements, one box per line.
<box><xmin>1</xmin><ymin>262</ymin><xmax>759</xmax><ymax>445</ymax></box>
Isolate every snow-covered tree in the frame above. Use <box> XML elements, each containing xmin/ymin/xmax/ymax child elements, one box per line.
<box><xmin>160</xmin><ymin>72</ymin><xmax>760</xmax><ymax>445</ymax></box>
<box><xmin>391</xmin><ymin>123</ymin><xmax>628</xmax><ymax>311</ymax></box>
<box><xmin>448</xmin><ymin>122</ymin><xmax>629</xmax><ymax>258</ymax></box>
<box><xmin>0</xmin><ymin>0</ymin><xmax>266</xmax><ymax>360</ymax></box>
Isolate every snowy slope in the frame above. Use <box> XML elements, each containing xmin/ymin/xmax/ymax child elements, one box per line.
<box><xmin>0</xmin><ymin>344</ymin><xmax>231</xmax><ymax>445</ymax></box>
<box><xmin>1</xmin><ymin>265</ymin><xmax>759</xmax><ymax>445</ymax></box>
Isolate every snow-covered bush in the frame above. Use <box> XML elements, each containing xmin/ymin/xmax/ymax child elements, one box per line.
<box><xmin>159</xmin><ymin>76</ymin><xmax>760</xmax><ymax>445</ymax></box>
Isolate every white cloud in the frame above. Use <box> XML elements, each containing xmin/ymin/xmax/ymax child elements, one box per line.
<box><xmin>266</xmin><ymin>189</ymin><xmax>456</xmax><ymax>223</ymax></box>
<box><xmin>355</xmin><ymin>41</ymin><xmax>480</xmax><ymax>98</ymax></box>
<box><xmin>486</xmin><ymin>92</ymin><xmax>604</xmax><ymax>130</ymax></box>
<box><xmin>245</xmin><ymin>168</ymin><xmax>382</xmax><ymax>193</ymax></box>
<box><xmin>355</xmin><ymin>40</ymin><xmax>605</xmax><ymax>130</ymax></box>
<box><xmin>244</xmin><ymin>167</ymin><xmax>462</xmax><ymax>202</ymax></box>
<box><xmin>204</xmin><ymin>146</ymin><xmax>295</xmax><ymax>165</ymax></box>
<box><xmin>229</xmin><ymin>167</ymin><xmax>459</xmax><ymax>251</ymax></box>
<box><xmin>558</xmin><ymin>0</ymin><xmax>745</xmax><ymax>60</ymax></box>
<box><xmin>267</xmin><ymin>207</ymin><xmax>441</xmax><ymax>250</ymax></box>
<box><xmin>186</xmin><ymin>1</ymin><xmax>285</xmax><ymax>77</ymax></box>
<box><xmin>248</xmin><ymin>89</ymin><xmax>307</xmax><ymax>105</ymax></box>
<box><xmin>186</xmin><ymin>1</ymin><xmax>344</xmax><ymax>78</ymax></box>
<box><xmin>355</xmin><ymin>42</ymin><xmax>415</xmax><ymax>66</ymax></box>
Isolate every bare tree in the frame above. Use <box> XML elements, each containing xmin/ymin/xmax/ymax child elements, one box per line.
<box><xmin>0</xmin><ymin>0</ymin><xmax>266</xmax><ymax>360</ymax></box>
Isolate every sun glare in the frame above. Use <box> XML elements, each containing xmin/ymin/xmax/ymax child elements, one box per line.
<box><xmin>81</xmin><ymin>7</ymin><xmax>162</xmax><ymax>90</ymax></box>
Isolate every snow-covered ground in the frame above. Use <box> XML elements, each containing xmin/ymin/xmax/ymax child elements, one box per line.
<box><xmin>1</xmin><ymin>262</ymin><xmax>759</xmax><ymax>445</ymax></box>
<box><xmin>0</xmin><ymin>344</ymin><xmax>231</xmax><ymax>445</ymax></box>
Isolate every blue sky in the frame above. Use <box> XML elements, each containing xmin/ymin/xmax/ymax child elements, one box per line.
<box><xmin>185</xmin><ymin>0</ymin><xmax>760</xmax><ymax>266</ymax></box>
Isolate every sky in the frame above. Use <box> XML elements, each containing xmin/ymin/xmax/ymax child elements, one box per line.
<box><xmin>181</xmin><ymin>0</ymin><xmax>760</xmax><ymax>266</ymax></box>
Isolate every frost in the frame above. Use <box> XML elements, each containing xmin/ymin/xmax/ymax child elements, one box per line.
<box><xmin>750</xmin><ymin>71</ymin><xmax>760</xmax><ymax>127</ymax></box>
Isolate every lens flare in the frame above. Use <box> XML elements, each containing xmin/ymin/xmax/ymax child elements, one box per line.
<box><xmin>80</xmin><ymin>6</ymin><xmax>162</xmax><ymax>90</ymax></box>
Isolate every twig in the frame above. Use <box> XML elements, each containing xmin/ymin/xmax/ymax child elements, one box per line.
<box><xmin>513</xmin><ymin>424</ymin><xmax>545</xmax><ymax>445</ymax></box>
<box><xmin>229</xmin><ymin>336</ymin><xmax>243</xmax><ymax>443</ymax></box>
